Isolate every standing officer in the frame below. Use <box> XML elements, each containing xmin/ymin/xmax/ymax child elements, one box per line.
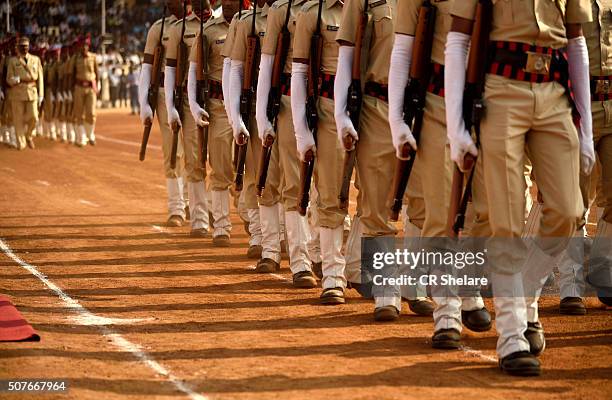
<box><xmin>43</xmin><ymin>46</ymin><xmax>61</xmax><ymax>141</ymax></box>
<box><xmin>257</xmin><ymin>0</ymin><xmax>318</xmax><ymax>286</ymax></box>
<box><xmin>165</xmin><ymin>0</ymin><xmax>213</xmax><ymax>237</ymax></box>
<box><xmin>69</xmin><ymin>34</ymin><xmax>98</xmax><ymax>147</ymax></box>
<box><xmin>228</xmin><ymin>0</ymin><xmax>285</xmax><ymax>272</ymax></box>
<box><xmin>140</xmin><ymin>0</ymin><xmax>188</xmax><ymax>227</ymax></box>
<box><xmin>446</xmin><ymin>0</ymin><xmax>594</xmax><ymax>376</ymax></box>
<box><xmin>6</xmin><ymin>36</ymin><xmax>43</xmax><ymax>150</ymax></box>
<box><xmin>188</xmin><ymin>0</ymin><xmax>240</xmax><ymax>246</ymax></box>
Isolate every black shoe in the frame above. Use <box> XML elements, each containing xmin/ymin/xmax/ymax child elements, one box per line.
<box><xmin>320</xmin><ymin>287</ymin><xmax>345</xmax><ymax>305</ymax></box>
<box><xmin>255</xmin><ymin>258</ymin><xmax>280</xmax><ymax>273</ymax></box>
<box><xmin>293</xmin><ymin>271</ymin><xmax>317</xmax><ymax>288</ymax></box>
<box><xmin>166</xmin><ymin>215</ymin><xmax>184</xmax><ymax>227</ymax></box>
<box><xmin>189</xmin><ymin>228</ymin><xmax>208</xmax><ymax>238</ymax></box>
<box><xmin>89</xmin><ymin>138</ymin><xmax>96</xmax><ymax>146</ymax></box>
<box><xmin>599</xmin><ymin>296</ymin><xmax>612</xmax><ymax>306</ymax></box>
<box><xmin>462</xmin><ymin>307</ymin><xmax>492</xmax><ymax>332</ymax></box>
<box><xmin>407</xmin><ymin>298</ymin><xmax>435</xmax><ymax>316</ymax></box>
<box><xmin>559</xmin><ymin>297</ymin><xmax>587</xmax><ymax>315</ymax></box>
<box><xmin>311</xmin><ymin>261</ymin><xmax>323</xmax><ymax>279</ymax></box>
<box><xmin>432</xmin><ymin>328</ymin><xmax>461</xmax><ymax>349</ymax></box>
<box><xmin>525</xmin><ymin>321</ymin><xmax>545</xmax><ymax>356</ymax></box>
<box><xmin>374</xmin><ymin>305</ymin><xmax>400</xmax><ymax>322</ymax></box>
<box><xmin>499</xmin><ymin>351</ymin><xmax>541</xmax><ymax>376</ymax></box>
<box><xmin>212</xmin><ymin>234</ymin><xmax>230</xmax><ymax>247</ymax></box>
<box><xmin>247</xmin><ymin>245</ymin><xmax>262</xmax><ymax>259</ymax></box>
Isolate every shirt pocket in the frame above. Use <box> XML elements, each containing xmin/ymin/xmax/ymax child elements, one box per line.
<box><xmin>371</xmin><ymin>1</ymin><xmax>392</xmax><ymax>42</ymax></box>
<box><xmin>491</xmin><ymin>0</ymin><xmax>514</xmax><ymax>26</ymax></box>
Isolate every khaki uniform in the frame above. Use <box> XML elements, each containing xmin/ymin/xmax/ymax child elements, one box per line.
<box><xmin>584</xmin><ymin>0</ymin><xmax>612</xmax><ymax>223</ymax></box>
<box><xmin>69</xmin><ymin>51</ymin><xmax>97</xmax><ymax>126</ymax></box>
<box><xmin>43</xmin><ymin>61</ymin><xmax>57</xmax><ymax>123</ymax></box>
<box><xmin>6</xmin><ymin>53</ymin><xmax>43</xmax><ymax>148</ymax></box>
<box><xmin>0</xmin><ymin>56</ymin><xmax>11</xmax><ymax>127</ymax></box>
<box><xmin>453</xmin><ymin>0</ymin><xmax>592</xmax><ymax>359</ymax></box>
<box><xmin>144</xmin><ymin>15</ymin><xmax>185</xmax><ymax>179</ymax></box>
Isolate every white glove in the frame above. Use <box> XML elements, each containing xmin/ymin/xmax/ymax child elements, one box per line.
<box><xmin>57</xmin><ymin>92</ymin><xmax>64</xmax><ymax>102</ymax></box>
<box><xmin>291</xmin><ymin>62</ymin><xmax>315</xmax><ymax>161</ymax></box>
<box><xmin>256</xmin><ymin>53</ymin><xmax>275</xmax><ymax>140</ymax></box>
<box><xmin>389</xmin><ymin>34</ymin><xmax>417</xmax><ymax>159</ymax></box>
<box><xmin>188</xmin><ymin>62</ymin><xmax>209</xmax><ymax>127</ymax></box>
<box><xmin>38</xmin><ymin>97</ymin><xmax>43</xmax><ymax>108</ymax></box>
<box><xmin>222</xmin><ymin>57</ymin><xmax>233</xmax><ymax>121</ymax></box>
<box><xmin>67</xmin><ymin>91</ymin><xmax>73</xmax><ymax>102</ymax></box>
<box><xmin>9</xmin><ymin>76</ymin><xmax>20</xmax><ymax>85</ymax></box>
<box><xmin>445</xmin><ymin>32</ymin><xmax>478</xmax><ymax>171</ymax></box>
<box><xmin>229</xmin><ymin>59</ymin><xmax>249</xmax><ymax>141</ymax></box>
<box><xmin>335</xmin><ymin>46</ymin><xmax>358</xmax><ymax>148</ymax></box>
<box><xmin>164</xmin><ymin>66</ymin><xmax>181</xmax><ymax>129</ymax></box>
<box><xmin>138</xmin><ymin>63</ymin><xmax>153</xmax><ymax>124</ymax></box>
<box><xmin>568</xmin><ymin>36</ymin><xmax>595</xmax><ymax>175</ymax></box>
<box><xmin>0</xmin><ymin>89</ymin><xmax>4</xmax><ymax>101</ymax></box>
<box><xmin>50</xmin><ymin>92</ymin><xmax>55</xmax><ymax>102</ymax></box>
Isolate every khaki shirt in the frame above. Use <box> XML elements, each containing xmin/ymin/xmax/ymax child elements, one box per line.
<box><xmin>6</xmin><ymin>53</ymin><xmax>43</xmax><ymax>101</ymax></box>
<box><xmin>336</xmin><ymin>0</ymin><xmax>396</xmax><ymax>84</ymax></box>
<box><xmin>396</xmin><ymin>0</ymin><xmax>453</xmax><ymax>66</ymax></box>
<box><xmin>63</xmin><ymin>55</ymin><xmax>75</xmax><ymax>90</ymax></box>
<box><xmin>69</xmin><ymin>51</ymin><xmax>97</xmax><ymax>82</ymax></box>
<box><xmin>221</xmin><ymin>12</ymin><xmax>241</xmax><ymax>58</ymax></box>
<box><xmin>144</xmin><ymin>15</ymin><xmax>178</xmax><ymax>69</ymax></box>
<box><xmin>188</xmin><ymin>14</ymin><xmax>229</xmax><ymax>82</ymax></box>
<box><xmin>45</xmin><ymin>61</ymin><xmax>57</xmax><ymax>90</ymax></box>
<box><xmin>452</xmin><ymin>0</ymin><xmax>592</xmax><ymax>49</ymax></box>
<box><xmin>230</xmin><ymin>4</ymin><xmax>270</xmax><ymax>62</ymax></box>
<box><xmin>294</xmin><ymin>0</ymin><xmax>344</xmax><ymax>74</ymax></box>
<box><xmin>584</xmin><ymin>0</ymin><xmax>612</xmax><ymax>75</ymax></box>
<box><xmin>166</xmin><ymin>13</ymin><xmax>206</xmax><ymax>85</ymax></box>
<box><xmin>262</xmin><ymin>0</ymin><xmax>308</xmax><ymax>74</ymax></box>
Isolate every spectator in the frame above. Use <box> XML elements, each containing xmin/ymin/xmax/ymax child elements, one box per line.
<box><xmin>127</xmin><ymin>64</ymin><xmax>140</xmax><ymax>115</ymax></box>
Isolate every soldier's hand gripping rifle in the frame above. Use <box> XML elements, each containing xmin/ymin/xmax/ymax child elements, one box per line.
<box><xmin>235</xmin><ymin>2</ymin><xmax>260</xmax><ymax>191</ymax></box>
<box><xmin>196</xmin><ymin>0</ymin><xmax>210</xmax><ymax>168</ymax></box>
<box><xmin>170</xmin><ymin>0</ymin><xmax>189</xmax><ymax>170</ymax></box>
<box><xmin>139</xmin><ymin>6</ymin><xmax>167</xmax><ymax>161</ymax></box>
<box><xmin>257</xmin><ymin>0</ymin><xmax>294</xmax><ymax>197</ymax></box>
<box><xmin>446</xmin><ymin>0</ymin><xmax>493</xmax><ymax>237</ymax></box>
<box><xmin>297</xmin><ymin>0</ymin><xmax>324</xmax><ymax>216</ymax></box>
<box><xmin>339</xmin><ymin>0</ymin><xmax>370</xmax><ymax>210</ymax></box>
<box><xmin>389</xmin><ymin>1</ymin><xmax>436</xmax><ymax>222</ymax></box>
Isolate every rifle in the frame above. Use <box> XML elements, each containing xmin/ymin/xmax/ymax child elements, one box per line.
<box><xmin>170</xmin><ymin>0</ymin><xmax>189</xmax><ymax>170</ymax></box>
<box><xmin>339</xmin><ymin>0</ymin><xmax>369</xmax><ymax>210</ymax></box>
<box><xmin>233</xmin><ymin>0</ymin><xmax>245</xmax><ymax>173</ymax></box>
<box><xmin>297</xmin><ymin>0</ymin><xmax>324</xmax><ymax>216</ymax></box>
<box><xmin>256</xmin><ymin>0</ymin><xmax>293</xmax><ymax>197</ymax></box>
<box><xmin>139</xmin><ymin>5</ymin><xmax>167</xmax><ymax>161</ymax></box>
<box><xmin>235</xmin><ymin>1</ymin><xmax>260</xmax><ymax>191</ymax></box>
<box><xmin>388</xmin><ymin>1</ymin><xmax>436</xmax><ymax>222</ymax></box>
<box><xmin>446</xmin><ymin>0</ymin><xmax>492</xmax><ymax>237</ymax></box>
<box><xmin>196</xmin><ymin>0</ymin><xmax>210</xmax><ymax>168</ymax></box>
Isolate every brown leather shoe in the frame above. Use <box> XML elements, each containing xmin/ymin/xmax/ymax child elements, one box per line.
<box><xmin>292</xmin><ymin>271</ymin><xmax>317</xmax><ymax>288</ymax></box>
<box><xmin>212</xmin><ymin>234</ymin><xmax>231</xmax><ymax>247</ymax></box>
<box><xmin>559</xmin><ymin>297</ymin><xmax>587</xmax><ymax>315</ymax></box>
<box><xmin>247</xmin><ymin>244</ymin><xmax>262</xmax><ymax>259</ymax></box>
<box><xmin>26</xmin><ymin>138</ymin><xmax>35</xmax><ymax>149</ymax></box>
<box><xmin>407</xmin><ymin>298</ymin><xmax>435</xmax><ymax>316</ymax></box>
<box><xmin>432</xmin><ymin>328</ymin><xmax>461</xmax><ymax>349</ymax></box>
<box><xmin>166</xmin><ymin>215</ymin><xmax>184</xmax><ymax>227</ymax></box>
<box><xmin>374</xmin><ymin>305</ymin><xmax>400</xmax><ymax>321</ymax></box>
<box><xmin>255</xmin><ymin>258</ymin><xmax>280</xmax><ymax>273</ymax></box>
<box><xmin>189</xmin><ymin>228</ymin><xmax>208</xmax><ymax>238</ymax></box>
<box><xmin>320</xmin><ymin>287</ymin><xmax>345</xmax><ymax>305</ymax></box>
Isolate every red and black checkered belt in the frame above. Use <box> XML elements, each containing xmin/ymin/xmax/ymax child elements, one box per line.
<box><xmin>364</xmin><ymin>81</ymin><xmax>388</xmax><ymax>102</ymax></box>
<box><xmin>427</xmin><ymin>62</ymin><xmax>445</xmax><ymax>97</ymax></box>
<box><xmin>318</xmin><ymin>73</ymin><xmax>335</xmax><ymax>100</ymax></box>
<box><xmin>208</xmin><ymin>79</ymin><xmax>223</xmax><ymax>100</ymax></box>
<box><xmin>590</xmin><ymin>76</ymin><xmax>612</xmax><ymax>101</ymax></box>
<box><xmin>76</xmin><ymin>80</ymin><xmax>93</xmax><ymax>88</ymax></box>
<box><xmin>279</xmin><ymin>72</ymin><xmax>291</xmax><ymax>96</ymax></box>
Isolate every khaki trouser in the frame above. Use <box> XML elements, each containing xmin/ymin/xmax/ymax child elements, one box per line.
<box><xmin>73</xmin><ymin>85</ymin><xmax>96</xmax><ymax>125</ymax></box>
<box><xmin>44</xmin><ymin>90</ymin><xmax>54</xmax><ymax>122</ymax></box>
<box><xmin>207</xmin><ymin>98</ymin><xmax>233</xmax><ymax>191</ymax></box>
<box><xmin>11</xmin><ymin>99</ymin><xmax>38</xmax><ymax>144</ymax></box>
<box><xmin>2</xmin><ymin>97</ymin><xmax>13</xmax><ymax>125</ymax></box>
<box><xmin>156</xmin><ymin>90</ymin><xmax>184</xmax><ymax>179</ymax></box>
<box><xmin>180</xmin><ymin>98</ymin><xmax>204</xmax><ymax>183</ymax></box>
<box><xmin>404</xmin><ymin>165</ymin><xmax>425</xmax><ymax>230</ymax></box>
<box><xmin>355</xmin><ymin>95</ymin><xmax>398</xmax><ymax>237</ymax></box>
<box><xmin>314</xmin><ymin>97</ymin><xmax>347</xmax><ymax>228</ymax></box>
<box><xmin>277</xmin><ymin>95</ymin><xmax>301</xmax><ymax>212</ymax></box>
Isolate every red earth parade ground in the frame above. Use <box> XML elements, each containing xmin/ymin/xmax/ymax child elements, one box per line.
<box><xmin>0</xmin><ymin>109</ymin><xmax>611</xmax><ymax>399</ymax></box>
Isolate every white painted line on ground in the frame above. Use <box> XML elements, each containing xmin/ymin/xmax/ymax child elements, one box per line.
<box><xmin>2</xmin><ymin>166</ymin><xmax>15</xmax><ymax>172</ymax></box>
<box><xmin>97</xmin><ymin>134</ymin><xmax>162</xmax><ymax>151</ymax></box>
<box><xmin>71</xmin><ymin>314</ymin><xmax>156</xmax><ymax>326</ymax></box>
<box><xmin>156</xmin><ymin>184</ymin><xmax>166</xmax><ymax>190</ymax></box>
<box><xmin>79</xmin><ymin>199</ymin><xmax>100</xmax><ymax>207</ymax></box>
<box><xmin>35</xmin><ymin>180</ymin><xmax>50</xmax><ymax>187</ymax></box>
<box><xmin>460</xmin><ymin>345</ymin><xmax>497</xmax><ymax>363</ymax></box>
<box><xmin>0</xmin><ymin>239</ymin><xmax>207</xmax><ymax>400</ymax></box>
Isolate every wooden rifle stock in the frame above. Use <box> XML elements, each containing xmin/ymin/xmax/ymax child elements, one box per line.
<box><xmin>171</xmin><ymin>2</ymin><xmax>189</xmax><ymax>170</ymax></box>
<box><xmin>196</xmin><ymin>4</ymin><xmax>210</xmax><ymax>169</ymax></box>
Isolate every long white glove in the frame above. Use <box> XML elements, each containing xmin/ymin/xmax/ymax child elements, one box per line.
<box><xmin>389</xmin><ymin>34</ymin><xmax>416</xmax><ymax>159</ymax></box>
<box><xmin>188</xmin><ymin>61</ymin><xmax>209</xmax><ymax>127</ymax></box>
<box><xmin>222</xmin><ymin>57</ymin><xmax>233</xmax><ymax>121</ymax></box>
<box><xmin>444</xmin><ymin>31</ymin><xmax>478</xmax><ymax>171</ymax></box>
<box><xmin>229</xmin><ymin>59</ymin><xmax>249</xmax><ymax>141</ymax></box>
<box><xmin>38</xmin><ymin>97</ymin><xmax>43</xmax><ymax>108</ymax></box>
<box><xmin>568</xmin><ymin>36</ymin><xmax>595</xmax><ymax>176</ymax></box>
<box><xmin>138</xmin><ymin>63</ymin><xmax>153</xmax><ymax>124</ymax></box>
<box><xmin>164</xmin><ymin>66</ymin><xmax>181</xmax><ymax>128</ymax></box>
<box><xmin>57</xmin><ymin>92</ymin><xmax>64</xmax><ymax>102</ymax></box>
<box><xmin>50</xmin><ymin>92</ymin><xmax>55</xmax><ymax>102</ymax></box>
<box><xmin>9</xmin><ymin>76</ymin><xmax>20</xmax><ymax>85</ymax></box>
<box><xmin>334</xmin><ymin>46</ymin><xmax>358</xmax><ymax>148</ymax></box>
<box><xmin>0</xmin><ymin>88</ymin><xmax>4</xmax><ymax>101</ymax></box>
<box><xmin>256</xmin><ymin>53</ymin><xmax>275</xmax><ymax>140</ymax></box>
<box><xmin>291</xmin><ymin>62</ymin><xmax>315</xmax><ymax>161</ymax></box>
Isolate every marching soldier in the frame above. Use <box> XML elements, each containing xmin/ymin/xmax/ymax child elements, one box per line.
<box><xmin>60</xmin><ymin>44</ymin><xmax>76</xmax><ymax>144</ymax></box>
<box><xmin>228</xmin><ymin>0</ymin><xmax>285</xmax><ymax>270</ymax></box>
<box><xmin>140</xmin><ymin>0</ymin><xmax>188</xmax><ymax>227</ymax></box>
<box><xmin>69</xmin><ymin>35</ymin><xmax>99</xmax><ymax>146</ymax></box>
<box><xmin>164</xmin><ymin>0</ymin><xmax>213</xmax><ymax>236</ymax></box>
<box><xmin>291</xmin><ymin>0</ymin><xmax>346</xmax><ymax>301</ymax></box>
<box><xmin>188</xmin><ymin>0</ymin><xmax>241</xmax><ymax>245</ymax></box>
<box><xmin>257</xmin><ymin>0</ymin><xmax>317</xmax><ymax>286</ymax></box>
<box><xmin>389</xmin><ymin>0</ymin><xmax>491</xmax><ymax>346</ymax></box>
<box><xmin>43</xmin><ymin>46</ymin><xmax>60</xmax><ymax>141</ymax></box>
<box><xmin>6</xmin><ymin>36</ymin><xmax>44</xmax><ymax>150</ymax></box>
<box><xmin>446</xmin><ymin>0</ymin><xmax>594</xmax><ymax>376</ymax></box>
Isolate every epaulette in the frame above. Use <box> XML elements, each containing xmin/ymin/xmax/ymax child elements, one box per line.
<box><xmin>272</xmin><ymin>0</ymin><xmax>290</xmax><ymax>9</ymax></box>
<box><xmin>301</xmin><ymin>0</ymin><xmax>319</xmax><ymax>13</ymax></box>
<box><xmin>239</xmin><ymin>9</ymin><xmax>255</xmax><ymax>21</ymax></box>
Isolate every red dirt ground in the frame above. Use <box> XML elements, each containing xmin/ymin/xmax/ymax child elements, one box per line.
<box><xmin>0</xmin><ymin>109</ymin><xmax>610</xmax><ymax>399</ymax></box>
